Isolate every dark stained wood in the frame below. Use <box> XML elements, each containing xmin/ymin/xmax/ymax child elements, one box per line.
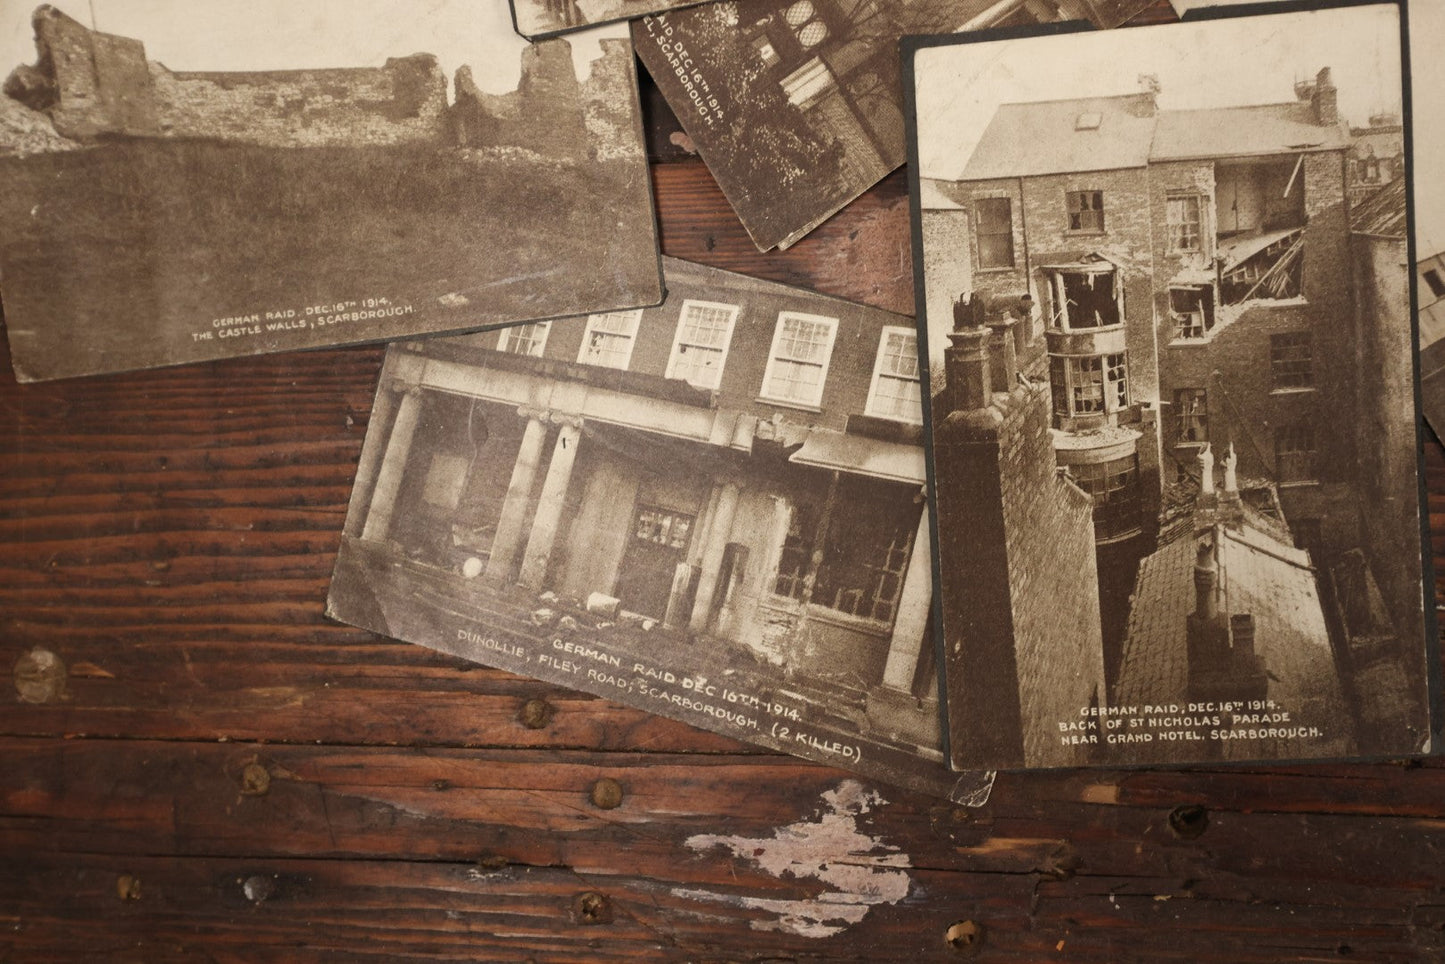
<box><xmin>7</xmin><ymin>3</ymin><xmax>1445</xmax><ymax>954</ymax></box>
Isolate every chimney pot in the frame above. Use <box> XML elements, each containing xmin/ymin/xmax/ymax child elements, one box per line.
<box><xmin>1230</xmin><ymin>613</ymin><xmax>1256</xmax><ymax>657</ymax></box>
<box><xmin>945</xmin><ymin>326</ymin><xmax>993</xmax><ymax>413</ymax></box>
<box><xmin>1194</xmin><ymin>536</ymin><xmax>1218</xmax><ymax>620</ymax></box>
<box><xmin>986</xmin><ymin>318</ymin><xmax>1018</xmax><ymax>393</ymax></box>
<box><xmin>1198</xmin><ymin>443</ymin><xmax>1215</xmax><ymax>496</ymax></box>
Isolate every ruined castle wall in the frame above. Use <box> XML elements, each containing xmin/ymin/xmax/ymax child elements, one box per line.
<box><xmin>148</xmin><ymin>57</ymin><xmax>449</xmax><ymax>148</ymax></box>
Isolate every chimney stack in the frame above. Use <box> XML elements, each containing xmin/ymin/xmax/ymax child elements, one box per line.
<box><xmin>1311</xmin><ymin>66</ymin><xmax>1337</xmax><ymax>126</ymax></box>
<box><xmin>946</xmin><ymin>326</ymin><xmax>993</xmax><ymax>413</ymax></box>
<box><xmin>1193</xmin><ymin>535</ymin><xmax>1218</xmax><ymax>620</ymax></box>
<box><xmin>986</xmin><ymin>317</ymin><xmax>1018</xmax><ymax>393</ymax></box>
<box><xmin>1230</xmin><ymin>614</ymin><xmax>1256</xmax><ymax>657</ymax></box>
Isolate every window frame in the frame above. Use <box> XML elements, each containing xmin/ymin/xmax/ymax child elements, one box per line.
<box><xmin>1166</xmin><ymin>193</ymin><xmax>1204</xmax><ymax>253</ymax></box>
<box><xmin>1276</xmin><ymin>422</ymin><xmax>1318</xmax><ymax>485</ymax></box>
<box><xmin>664</xmin><ymin>299</ymin><xmax>740</xmax><ymax>390</ymax></box>
<box><xmin>1173</xmin><ymin>387</ymin><xmax>1209</xmax><ymax>445</ymax></box>
<box><xmin>864</xmin><ymin>325</ymin><xmax>924</xmax><ymax>424</ymax></box>
<box><xmin>576</xmin><ymin>309</ymin><xmax>644</xmax><ymax>370</ymax></box>
<box><xmin>760</xmin><ymin>311</ymin><xmax>839</xmax><ymax>409</ymax></box>
<box><xmin>1169</xmin><ymin>285</ymin><xmax>1215</xmax><ymax>340</ymax></box>
<box><xmin>1065</xmin><ymin>189</ymin><xmax>1105</xmax><ymax>234</ymax></box>
<box><xmin>1269</xmin><ymin>331</ymin><xmax>1313</xmax><ymax>391</ymax></box>
<box><xmin>1424</xmin><ymin>268</ymin><xmax>1445</xmax><ymax>300</ymax></box>
<box><xmin>974</xmin><ymin>196</ymin><xmax>1015</xmax><ymax>271</ymax></box>
<box><xmin>497</xmin><ymin>321</ymin><xmax>551</xmax><ymax>357</ymax></box>
<box><xmin>1049</xmin><ymin>351</ymin><xmax>1129</xmax><ymax>419</ymax></box>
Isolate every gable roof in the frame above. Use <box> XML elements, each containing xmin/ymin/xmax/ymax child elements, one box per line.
<box><xmin>958</xmin><ymin>93</ymin><xmax>1158</xmax><ymax>181</ymax></box>
<box><xmin>1150</xmin><ymin>102</ymin><xmax>1349</xmax><ymax>161</ymax></box>
<box><xmin>954</xmin><ymin>95</ymin><xmax>1349</xmax><ymax>183</ymax></box>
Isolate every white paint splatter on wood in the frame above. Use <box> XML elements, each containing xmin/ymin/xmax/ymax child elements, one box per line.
<box><xmin>674</xmin><ymin>780</ymin><xmax>911</xmax><ymax>939</ymax></box>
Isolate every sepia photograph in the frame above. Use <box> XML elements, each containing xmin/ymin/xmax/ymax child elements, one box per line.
<box><xmin>326</xmin><ymin>256</ymin><xmax>993</xmax><ymax>804</ymax></box>
<box><xmin>511</xmin><ymin>0</ymin><xmax>715</xmax><ymax>40</ymax></box>
<box><xmin>908</xmin><ymin>2</ymin><xmax>1434</xmax><ymax>771</ymax></box>
<box><xmin>1409</xmin><ymin>0</ymin><xmax>1445</xmax><ymax>433</ymax></box>
<box><xmin>633</xmin><ymin>0</ymin><xmax>1155</xmax><ymax>253</ymax></box>
<box><xmin>0</xmin><ymin>0</ymin><xmax>661</xmax><ymax>381</ymax></box>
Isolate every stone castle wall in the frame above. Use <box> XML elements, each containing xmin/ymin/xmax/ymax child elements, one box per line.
<box><xmin>7</xmin><ymin>4</ymin><xmax>453</xmax><ymax>148</ymax></box>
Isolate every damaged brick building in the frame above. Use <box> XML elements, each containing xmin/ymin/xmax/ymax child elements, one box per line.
<box><xmin>334</xmin><ymin>257</ymin><xmax>944</xmax><ymax>760</ymax></box>
<box><xmin>923</xmin><ymin>68</ymin><xmax>1430</xmax><ymax>767</ymax></box>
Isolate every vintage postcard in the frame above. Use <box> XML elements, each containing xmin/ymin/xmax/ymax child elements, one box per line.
<box><xmin>1409</xmin><ymin>1</ymin><xmax>1445</xmax><ymax>433</ymax></box>
<box><xmin>511</xmin><ymin>0</ymin><xmax>714</xmax><ymax>40</ymax></box>
<box><xmin>633</xmin><ymin>0</ymin><xmax>1153</xmax><ymax>253</ymax></box>
<box><xmin>907</xmin><ymin>2</ymin><xmax>1436</xmax><ymax>770</ymax></box>
<box><xmin>327</xmin><ymin>256</ymin><xmax>993</xmax><ymax>804</ymax></box>
<box><xmin>0</xmin><ymin>0</ymin><xmax>661</xmax><ymax>382</ymax></box>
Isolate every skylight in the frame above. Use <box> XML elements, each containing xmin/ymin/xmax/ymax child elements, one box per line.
<box><xmin>1075</xmin><ymin>112</ymin><xmax>1102</xmax><ymax>131</ymax></box>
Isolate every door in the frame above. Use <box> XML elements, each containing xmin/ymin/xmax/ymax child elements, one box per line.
<box><xmin>615</xmin><ymin>505</ymin><xmax>695</xmax><ymax>620</ymax></box>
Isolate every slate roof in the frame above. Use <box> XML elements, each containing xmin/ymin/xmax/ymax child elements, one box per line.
<box><xmin>1350</xmin><ymin>176</ymin><xmax>1408</xmax><ymax>239</ymax></box>
<box><xmin>958</xmin><ymin>93</ymin><xmax>1158</xmax><ymax>181</ymax></box>
<box><xmin>1116</xmin><ymin>510</ymin><xmax>1352</xmax><ymax>759</ymax></box>
<box><xmin>1150</xmin><ymin>102</ymin><xmax>1349</xmax><ymax>161</ymax></box>
<box><xmin>954</xmin><ymin>95</ymin><xmax>1347</xmax><ymax>182</ymax></box>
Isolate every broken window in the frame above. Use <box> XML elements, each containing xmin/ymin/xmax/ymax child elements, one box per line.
<box><xmin>1220</xmin><ymin>229</ymin><xmax>1304</xmax><ymax>304</ymax></box>
<box><xmin>1174</xmin><ymin>388</ymin><xmax>1208</xmax><ymax>444</ymax></box>
<box><xmin>1276</xmin><ymin>423</ymin><xmax>1318</xmax><ymax>484</ymax></box>
<box><xmin>1047</xmin><ymin>265</ymin><xmax>1121</xmax><ymax>330</ymax></box>
<box><xmin>1170</xmin><ymin>285</ymin><xmax>1215</xmax><ymax>339</ymax></box>
<box><xmin>1269</xmin><ymin>332</ymin><xmax>1312</xmax><ymax>390</ymax></box>
<box><xmin>762</xmin><ymin>312</ymin><xmax>838</xmax><ymax>406</ymax></box>
<box><xmin>975</xmin><ymin>197</ymin><xmax>1014</xmax><ymax>270</ymax></box>
<box><xmin>498</xmin><ymin>322</ymin><xmax>550</xmax><ymax>357</ymax></box>
<box><xmin>1049</xmin><ymin>352</ymin><xmax>1128</xmax><ymax>419</ymax></box>
<box><xmin>1166</xmin><ymin>195</ymin><xmax>1202</xmax><ymax>252</ymax></box>
<box><xmin>667</xmin><ymin>300</ymin><xmax>739</xmax><ymax>389</ymax></box>
<box><xmin>1066</xmin><ymin>190</ymin><xmax>1104</xmax><ymax>233</ymax></box>
<box><xmin>865</xmin><ymin>326</ymin><xmax>923</xmax><ymax>423</ymax></box>
<box><xmin>1070</xmin><ymin>454</ymin><xmax>1142</xmax><ymax>542</ymax></box>
<box><xmin>578</xmin><ymin>310</ymin><xmax>643</xmax><ymax>369</ymax></box>
<box><xmin>772</xmin><ymin>474</ymin><xmax>919</xmax><ymax>626</ymax></box>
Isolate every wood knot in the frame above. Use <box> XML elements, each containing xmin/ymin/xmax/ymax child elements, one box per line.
<box><xmin>573</xmin><ymin>891</ymin><xmax>611</xmax><ymax>925</ymax></box>
<box><xmin>519</xmin><ymin>698</ymin><xmax>553</xmax><ymax>729</ymax></box>
<box><xmin>13</xmin><ymin>647</ymin><xmax>67</xmax><ymax>704</ymax></box>
<box><xmin>1169</xmin><ymin>804</ymin><xmax>1209</xmax><ymax>839</ymax></box>
<box><xmin>945</xmin><ymin>919</ymin><xmax>985</xmax><ymax>955</ymax></box>
<box><xmin>240</xmin><ymin>762</ymin><xmax>271</xmax><ymax>797</ymax></box>
<box><xmin>116</xmin><ymin>874</ymin><xmax>141</xmax><ymax>901</ymax></box>
<box><xmin>589</xmin><ymin>778</ymin><xmax>623</xmax><ymax>810</ymax></box>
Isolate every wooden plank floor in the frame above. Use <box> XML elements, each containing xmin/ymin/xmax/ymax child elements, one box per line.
<box><xmin>7</xmin><ymin>23</ymin><xmax>1445</xmax><ymax>962</ymax></box>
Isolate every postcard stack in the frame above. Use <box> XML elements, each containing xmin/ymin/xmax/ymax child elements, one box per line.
<box><xmin>0</xmin><ymin>0</ymin><xmax>1437</xmax><ymax>803</ymax></box>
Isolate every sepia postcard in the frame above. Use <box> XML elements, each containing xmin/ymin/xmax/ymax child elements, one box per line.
<box><xmin>905</xmin><ymin>2</ymin><xmax>1438</xmax><ymax>771</ymax></box>
<box><xmin>0</xmin><ymin>0</ymin><xmax>661</xmax><ymax>382</ymax></box>
<box><xmin>326</xmin><ymin>256</ymin><xmax>994</xmax><ymax>805</ymax></box>
<box><xmin>511</xmin><ymin>0</ymin><xmax>716</xmax><ymax>40</ymax></box>
<box><xmin>1408</xmin><ymin>0</ymin><xmax>1445</xmax><ymax>434</ymax></box>
<box><xmin>633</xmin><ymin>0</ymin><xmax>1154</xmax><ymax>253</ymax></box>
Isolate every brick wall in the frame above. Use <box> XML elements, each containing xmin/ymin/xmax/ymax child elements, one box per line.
<box><xmin>936</xmin><ymin>379</ymin><xmax>1106</xmax><ymax>769</ymax></box>
<box><xmin>1351</xmin><ymin>233</ymin><xmax>1427</xmax><ymax>652</ymax></box>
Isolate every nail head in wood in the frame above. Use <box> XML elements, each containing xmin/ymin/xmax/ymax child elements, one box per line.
<box><xmin>240</xmin><ymin>762</ymin><xmax>271</xmax><ymax>796</ymax></box>
<box><xmin>242</xmin><ymin>875</ymin><xmax>275</xmax><ymax>904</ymax></box>
<box><xmin>13</xmin><ymin>647</ymin><xmax>66</xmax><ymax>704</ymax></box>
<box><xmin>573</xmin><ymin>891</ymin><xmax>611</xmax><ymax>925</ymax></box>
<box><xmin>519</xmin><ymin>697</ymin><xmax>553</xmax><ymax>729</ymax></box>
<box><xmin>589</xmin><ymin>777</ymin><xmax>624</xmax><ymax>810</ymax></box>
<box><xmin>945</xmin><ymin>919</ymin><xmax>984</xmax><ymax>955</ymax></box>
<box><xmin>115</xmin><ymin>874</ymin><xmax>141</xmax><ymax>901</ymax></box>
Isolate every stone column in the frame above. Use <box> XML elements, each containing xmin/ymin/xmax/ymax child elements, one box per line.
<box><xmin>360</xmin><ymin>385</ymin><xmax>425</xmax><ymax>543</ymax></box>
<box><xmin>881</xmin><ymin>505</ymin><xmax>934</xmax><ymax>692</ymax></box>
<box><xmin>688</xmin><ymin>482</ymin><xmax>741</xmax><ymax>633</ymax></box>
<box><xmin>518</xmin><ymin>418</ymin><xmax>582</xmax><ymax>590</ymax></box>
<box><xmin>485</xmin><ymin>410</ymin><xmax>550</xmax><ymax>583</ymax></box>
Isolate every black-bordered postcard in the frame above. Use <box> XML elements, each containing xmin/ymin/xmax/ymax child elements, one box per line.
<box><xmin>0</xmin><ymin>0</ymin><xmax>661</xmax><ymax>382</ymax></box>
<box><xmin>633</xmin><ymin>0</ymin><xmax>1155</xmax><ymax>253</ymax></box>
<box><xmin>326</xmin><ymin>255</ymin><xmax>994</xmax><ymax>805</ymax></box>
<box><xmin>511</xmin><ymin>0</ymin><xmax>715</xmax><ymax>40</ymax></box>
<box><xmin>904</xmin><ymin>0</ymin><xmax>1438</xmax><ymax>771</ymax></box>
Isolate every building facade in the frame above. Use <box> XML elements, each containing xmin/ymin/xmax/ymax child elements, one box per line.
<box><xmin>343</xmin><ymin>257</ymin><xmax>941</xmax><ymax>753</ymax></box>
